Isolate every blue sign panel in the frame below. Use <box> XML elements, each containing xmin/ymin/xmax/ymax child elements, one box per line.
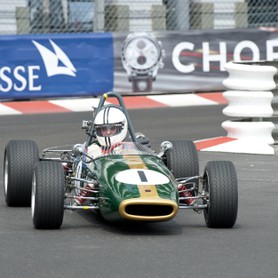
<box><xmin>0</xmin><ymin>33</ymin><xmax>114</xmax><ymax>99</ymax></box>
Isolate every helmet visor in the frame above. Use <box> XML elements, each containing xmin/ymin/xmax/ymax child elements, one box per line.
<box><xmin>95</xmin><ymin>123</ymin><xmax>123</xmax><ymax>137</ymax></box>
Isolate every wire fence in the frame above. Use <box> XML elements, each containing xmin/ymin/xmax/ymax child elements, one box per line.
<box><xmin>0</xmin><ymin>0</ymin><xmax>278</xmax><ymax>35</ymax></box>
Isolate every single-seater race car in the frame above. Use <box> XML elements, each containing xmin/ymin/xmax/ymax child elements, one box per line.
<box><xmin>3</xmin><ymin>92</ymin><xmax>238</xmax><ymax>229</ymax></box>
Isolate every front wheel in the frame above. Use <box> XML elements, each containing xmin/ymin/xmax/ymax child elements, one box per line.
<box><xmin>32</xmin><ymin>161</ymin><xmax>65</xmax><ymax>229</ymax></box>
<box><xmin>3</xmin><ymin>140</ymin><xmax>39</xmax><ymax>206</ymax></box>
<box><xmin>203</xmin><ymin>161</ymin><xmax>238</xmax><ymax>228</ymax></box>
<box><xmin>165</xmin><ymin>140</ymin><xmax>199</xmax><ymax>178</ymax></box>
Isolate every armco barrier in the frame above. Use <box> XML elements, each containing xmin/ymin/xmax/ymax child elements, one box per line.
<box><xmin>222</xmin><ymin>61</ymin><xmax>276</xmax><ymax>155</ymax></box>
<box><xmin>2</xmin><ymin>28</ymin><xmax>278</xmax><ymax>99</ymax></box>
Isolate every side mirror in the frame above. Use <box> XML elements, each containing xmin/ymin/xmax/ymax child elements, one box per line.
<box><xmin>160</xmin><ymin>141</ymin><xmax>173</xmax><ymax>152</ymax></box>
<box><xmin>72</xmin><ymin>144</ymin><xmax>84</xmax><ymax>156</ymax></box>
<box><xmin>82</xmin><ymin>120</ymin><xmax>92</xmax><ymax>130</ymax></box>
<box><xmin>158</xmin><ymin>141</ymin><xmax>172</xmax><ymax>158</ymax></box>
<box><xmin>135</xmin><ymin>132</ymin><xmax>145</xmax><ymax>139</ymax></box>
<box><xmin>135</xmin><ymin>132</ymin><xmax>151</xmax><ymax>147</ymax></box>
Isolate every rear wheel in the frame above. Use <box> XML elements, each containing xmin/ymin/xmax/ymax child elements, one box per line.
<box><xmin>165</xmin><ymin>140</ymin><xmax>199</xmax><ymax>178</ymax></box>
<box><xmin>32</xmin><ymin>161</ymin><xmax>65</xmax><ymax>229</ymax></box>
<box><xmin>3</xmin><ymin>140</ymin><xmax>39</xmax><ymax>206</ymax></box>
<box><xmin>203</xmin><ymin>161</ymin><xmax>238</xmax><ymax>228</ymax></box>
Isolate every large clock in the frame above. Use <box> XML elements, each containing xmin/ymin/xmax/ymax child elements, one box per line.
<box><xmin>121</xmin><ymin>32</ymin><xmax>164</xmax><ymax>93</ymax></box>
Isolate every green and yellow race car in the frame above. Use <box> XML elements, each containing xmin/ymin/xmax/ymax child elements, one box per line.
<box><xmin>3</xmin><ymin>92</ymin><xmax>238</xmax><ymax>229</ymax></box>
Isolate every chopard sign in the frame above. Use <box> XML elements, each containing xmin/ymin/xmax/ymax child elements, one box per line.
<box><xmin>172</xmin><ymin>39</ymin><xmax>278</xmax><ymax>73</ymax></box>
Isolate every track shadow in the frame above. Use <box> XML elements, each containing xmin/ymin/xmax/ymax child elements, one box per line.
<box><xmin>75</xmin><ymin>209</ymin><xmax>183</xmax><ymax>236</ymax></box>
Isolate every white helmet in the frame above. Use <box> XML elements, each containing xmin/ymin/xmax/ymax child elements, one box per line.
<box><xmin>94</xmin><ymin>106</ymin><xmax>128</xmax><ymax>147</ymax></box>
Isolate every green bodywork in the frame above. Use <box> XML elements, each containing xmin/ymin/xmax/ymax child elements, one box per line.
<box><xmin>86</xmin><ymin>152</ymin><xmax>179</xmax><ymax>222</ymax></box>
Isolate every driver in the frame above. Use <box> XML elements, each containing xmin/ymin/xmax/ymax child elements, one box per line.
<box><xmin>87</xmin><ymin>105</ymin><xmax>128</xmax><ymax>157</ymax></box>
<box><xmin>75</xmin><ymin>106</ymin><xmax>128</xmax><ymax>206</ymax></box>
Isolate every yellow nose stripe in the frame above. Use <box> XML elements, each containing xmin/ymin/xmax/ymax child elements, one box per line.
<box><xmin>138</xmin><ymin>184</ymin><xmax>158</xmax><ymax>198</ymax></box>
<box><xmin>123</xmin><ymin>155</ymin><xmax>145</xmax><ymax>169</ymax></box>
<box><xmin>123</xmin><ymin>155</ymin><xmax>159</xmax><ymax>198</ymax></box>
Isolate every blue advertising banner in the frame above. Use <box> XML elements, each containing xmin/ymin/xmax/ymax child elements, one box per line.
<box><xmin>0</xmin><ymin>33</ymin><xmax>114</xmax><ymax>99</ymax></box>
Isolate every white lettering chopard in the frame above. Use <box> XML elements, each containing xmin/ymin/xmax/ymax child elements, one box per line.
<box><xmin>172</xmin><ymin>39</ymin><xmax>278</xmax><ymax>73</ymax></box>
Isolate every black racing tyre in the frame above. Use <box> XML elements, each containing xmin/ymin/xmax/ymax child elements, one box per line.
<box><xmin>165</xmin><ymin>140</ymin><xmax>199</xmax><ymax>178</ymax></box>
<box><xmin>3</xmin><ymin>140</ymin><xmax>39</xmax><ymax>207</ymax></box>
<box><xmin>32</xmin><ymin>161</ymin><xmax>65</xmax><ymax>229</ymax></box>
<box><xmin>203</xmin><ymin>161</ymin><xmax>238</xmax><ymax>228</ymax></box>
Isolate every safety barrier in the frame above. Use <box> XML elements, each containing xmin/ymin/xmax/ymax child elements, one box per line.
<box><xmin>222</xmin><ymin>61</ymin><xmax>276</xmax><ymax>154</ymax></box>
<box><xmin>0</xmin><ymin>33</ymin><xmax>114</xmax><ymax>100</ymax></box>
<box><xmin>2</xmin><ymin>28</ymin><xmax>278</xmax><ymax>99</ymax></box>
<box><xmin>256</xmin><ymin>61</ymin><xmax>278</xmax><ymax>144</ymax></box>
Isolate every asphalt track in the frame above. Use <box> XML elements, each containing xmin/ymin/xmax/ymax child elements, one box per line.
<box><xmin>0</xmin><ymin>104</ymin><xmax>278</xmax><ymax>278</ymax></box>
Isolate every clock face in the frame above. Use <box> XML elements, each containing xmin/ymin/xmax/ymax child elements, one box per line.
<box><xmin>123</xmin><ymin>37</ymin><xmax>160</xmax><ymax>72</ymax></box>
